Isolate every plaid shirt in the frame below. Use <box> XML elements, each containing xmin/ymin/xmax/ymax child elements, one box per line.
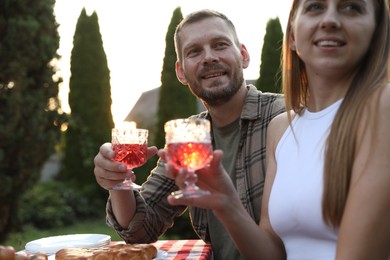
<box><xmin>106</xmin><ymin>85</ymin><xmax>285</xmax><ymax>243</ymax></box>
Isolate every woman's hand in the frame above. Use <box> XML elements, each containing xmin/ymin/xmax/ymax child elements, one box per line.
<box><xmin>158</xmin><ymin>149</ymin><xmax>240</xmax><ymax>215</ymax></box>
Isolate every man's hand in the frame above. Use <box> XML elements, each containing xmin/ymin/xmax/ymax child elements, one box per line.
<box><xmin>94</xmin><ymin>142</ymin><xmax>158</xmax><ymax>190</ymax></box>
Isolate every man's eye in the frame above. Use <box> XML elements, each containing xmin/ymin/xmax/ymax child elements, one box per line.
<box><xmin>214</xmin><ymin>42</ymin><xmax>228</xmax><ymax>49</ymax></box>
<box><xmin>186</xmin><ymin>49</ymin><xmax>200</xmax><ymax>57</ymax></box>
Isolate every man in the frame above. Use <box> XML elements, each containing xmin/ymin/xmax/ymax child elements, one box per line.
<box><xmin>94</xmin><ymin>9</ymin><xmax>285</xmax><ymax>259</ymax></box>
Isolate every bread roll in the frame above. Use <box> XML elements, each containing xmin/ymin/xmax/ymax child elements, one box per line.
<box><xmin>55</xmin><ymin>243</ymin><xmax>157</xmax><ymax>260</ymax></box>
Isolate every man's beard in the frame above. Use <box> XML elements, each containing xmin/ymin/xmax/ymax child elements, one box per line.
<box><xmin>187</xmin><ymin>69</ymin><xmax>244</xmax><ymax>107</ymax></box>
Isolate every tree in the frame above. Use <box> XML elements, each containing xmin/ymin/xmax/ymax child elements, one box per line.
<box><xmin>255</xmin><ymin>17</ymin><xmax>284</xmax><ymax>93</ymax></box>
<box><xmin>60</xmin><ymin>9</ymin><xmax>113</xmax><ymax>206</ymax></box>
<box><xmin>0</xmin><ymin>0</ymin><xmax>65</xmax><ymax>241</ymax></box>
<box><xmin>154</xmin><ymin>7</ymin><xmax>198</xmax><ymax>149</ymax></box>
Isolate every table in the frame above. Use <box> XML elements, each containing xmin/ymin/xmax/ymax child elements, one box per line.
<box><xmin>152</xmin><ymin>240</ymin><xmax>212</xmax><ymax>260</ymax></box>
<box><xmin>18</xmin><ymin>239</ymin><xmax>213</xmax><ymax>260</ymax></box>
<box><xmin>113</xmin><ymin>239</ymin><xmax>212</xmax><ymax>260</ymax></box>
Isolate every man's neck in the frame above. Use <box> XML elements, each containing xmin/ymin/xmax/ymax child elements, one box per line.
<box><xmin>206</xmin><ymin>85</ymin><xmax>248</xmax><ymax>128</ymax></box>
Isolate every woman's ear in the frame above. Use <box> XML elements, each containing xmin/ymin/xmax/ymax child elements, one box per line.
<box><xmin>289</xmin><ymin>32</ymin><xmax>296</xmax><ymax>51</ymax></box>
<box><xmin>175</xmin><ymin>61</ymin><xmax>188</xmax><ymax>85</ymax></box>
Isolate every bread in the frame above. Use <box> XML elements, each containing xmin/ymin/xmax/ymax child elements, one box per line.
<box><xmin>28</xmin><ymin>253</ymin><xmax>48</xmax><ymax>260</ymax></box>
<box><xmin>55</xmin><ymin>244</ymin><xmax>157</xmax><ymax>260</ymax></box>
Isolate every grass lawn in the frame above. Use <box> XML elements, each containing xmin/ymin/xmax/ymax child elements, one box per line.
<box><xmin>5</xmin><ymin>217</ymin><xmax>123</xmax><ymax>252</ymax></box>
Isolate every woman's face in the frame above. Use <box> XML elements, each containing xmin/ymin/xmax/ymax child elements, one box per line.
<box><xmin>290</xmin><ymin>0</ymin><xmax>377</xmax><ymax>78</ymax></box>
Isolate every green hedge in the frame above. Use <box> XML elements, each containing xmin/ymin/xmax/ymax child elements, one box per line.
<box><xmin>18</xmin><ymin>181</ymin><xmax>103</xmax><ymax>230</ymax></box>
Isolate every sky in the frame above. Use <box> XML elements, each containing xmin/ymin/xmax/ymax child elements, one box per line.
<box><xmin>53</xmin><ymin>0</ymin><xmax>291</xmax><ymax>125</ymax></box>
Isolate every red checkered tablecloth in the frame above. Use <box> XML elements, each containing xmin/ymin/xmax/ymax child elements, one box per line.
<box><xmin>152</xmin><ymin>240</ymin><xmax>212</xmax><ymax>260</ymax></box>
<box><xmin>111</xmin><ymin>239</ymin><xmax>212</xmax><ymax>259</ymax></box>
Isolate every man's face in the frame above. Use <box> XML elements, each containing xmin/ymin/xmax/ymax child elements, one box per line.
<box><xmin>176</xmin><ymin>17</ymin><xmax>248</xmax><ymax>106</ymax></box>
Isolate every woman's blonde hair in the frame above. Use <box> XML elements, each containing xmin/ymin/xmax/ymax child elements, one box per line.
<box><xmin>282</xmin><ymin>0</ymin><xmax>390</xmax><ymax>228</ymax></box>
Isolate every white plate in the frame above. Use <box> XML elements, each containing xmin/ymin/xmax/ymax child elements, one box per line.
<box><xmin>155</xmin><ymin>250</ymin><xmax>169</xmax><ymax>260</ymax></box>
<box><xmin>25</xmin><ymin>234</ymin><xmax>111</xmax><ymax>255</ymax></box>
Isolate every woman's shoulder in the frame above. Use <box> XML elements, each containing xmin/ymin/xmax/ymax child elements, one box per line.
<box><xmin>268</xmin><ymin>110</ymin><xmax>295</xmax><ymax>130</ymax></box>
<box><xmin>267</xmin><ymin>111</ymin><xmax>295</xmax><ymax>148</ymax></box>
<box><xmin>357</xmin><ymin>83</ymin><xmax>390</xmax><ymax>141</ymax></box>
<box><xmin>379</xmin><ymin>83</ymin><xmax>390</xmax><ymax>108</ymax></box>
<box><xmin>376</xmin><ymin>83</ymin><xmax>390</xmax><ymax>127</ymax></box>
<box><xmin>365</xmin><ymin>83</ymin><xmax>390</xmax><ymax>117</ymax></box>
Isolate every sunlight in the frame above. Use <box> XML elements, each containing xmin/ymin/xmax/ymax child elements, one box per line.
<box><xmin>54</xmin><ymin>0</ymin><xmax>291</xmax><ymax>125</ymax></box>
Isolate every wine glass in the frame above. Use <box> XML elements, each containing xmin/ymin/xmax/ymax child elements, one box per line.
<box><xmin>164</xmin><ymin>118</ymin><xmax>213</xmax><ymax>199</ymax></box>
<box><xmin>111</xmin><ymin>122</ymin><xmax>148</xmax><ymax>190</ymax></box>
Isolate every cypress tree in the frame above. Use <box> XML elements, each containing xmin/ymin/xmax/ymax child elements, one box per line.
<box><xmin>61</xmin><ymin>9</ymin><xmax>113</xmax><ymax>205</ymax></box>
<box><xmin>154</xmin><ymin>7</ymin><xmax>198</xmax><ymax>150</ymax></box>
<box><xmin>255</xmin><ymin>17</ymin><xmax>284</xmax><ymax>93</ymax></box>
<box><xmin>0</xmin><ymin>0</ymin><xmax>65</xmax><ymax>241</ymax></box>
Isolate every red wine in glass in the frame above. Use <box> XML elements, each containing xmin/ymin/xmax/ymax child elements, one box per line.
<box><xmin>165</xmin><ymin>118</ymin><xmax>213</xmax><ymax>198</ymax></box>
<box><xmin>167</xmin><ymin>142</ymin><xmax>213</xmax><ymax>171</ymax></box>
<box><xmin>113</xmin><ymin>144</ymin><xmax>147</xmax><ymax>169</ymax></box>
<box><xmin>111</xmin><ymin>126</ymin><xmax>148</xmax><ymax>190</ymax></box>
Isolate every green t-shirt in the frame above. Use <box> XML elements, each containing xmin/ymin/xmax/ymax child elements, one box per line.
<box><xmin>207</xmin><ymin>118</ymin><xmax>243</xmax><ymax>260</ymax></box>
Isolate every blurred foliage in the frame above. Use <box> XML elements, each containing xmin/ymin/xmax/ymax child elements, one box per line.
<box><xmin>255</xmin><ymin>17</ymin><xmax>284</xmax><ymax>93</ymax></box>
<box><xmin>19</xmin><ymin>182</ymin><xmax>75</xmax><ymax>229</ymax></box>
<box><xmin>0</xmin><ymin>0</ymin><xmax>67</xmax><ymax>242</ymax></box>
<box><xmin>58</xmin><ymin>8</ymin><xmax>114</xmax><ymax>206</ymax></box>
<box><xmin>17</xmin><ymin>181</ymin><xmax>102</xmax><ymax>230</ymax></box>
<box><xmin>154</xmin><ymin>7</ymin><xmax>199</xmax><ymax>149</ymax></box>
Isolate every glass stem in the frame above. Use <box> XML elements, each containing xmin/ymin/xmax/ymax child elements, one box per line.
<box><xmin>184</xmin><ymin>169</ymin><xmax>199</xmax><ymax>191</ymax></box>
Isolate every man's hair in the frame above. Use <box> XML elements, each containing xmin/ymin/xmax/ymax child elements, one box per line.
<box><xmin>174</xmin><ymin>9</ymin><xmax>240</xmax><ymax>63</ymax></box>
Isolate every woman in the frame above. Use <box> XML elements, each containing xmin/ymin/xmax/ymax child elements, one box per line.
<box><xmin>164</xmin><ymin>0</ymin><xmax>390</xmax><ymax>259</ymax></box>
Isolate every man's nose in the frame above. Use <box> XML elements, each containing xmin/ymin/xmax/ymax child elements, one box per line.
<box><xmin>202</xmin><ymin>47</ymin><xmax>219</xmax><ymax>64</ymax></box>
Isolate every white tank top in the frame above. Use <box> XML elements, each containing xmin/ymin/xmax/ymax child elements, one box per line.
<box><xmin>269</xmin><ymin>99</ymin><xmax>343</xmax><ymax>260</ymax></box>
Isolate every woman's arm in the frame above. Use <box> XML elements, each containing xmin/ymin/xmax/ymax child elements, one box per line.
<box><xmin>336</xmin><ymin>85</ymin><xmax>390</xmax><ymax>259</ymax></box>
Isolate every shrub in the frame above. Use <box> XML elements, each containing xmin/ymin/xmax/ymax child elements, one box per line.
<box><xmin>17</xmin><ymin>181</ymin><xmax>101</xmax><ymax>230</ymax></box>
